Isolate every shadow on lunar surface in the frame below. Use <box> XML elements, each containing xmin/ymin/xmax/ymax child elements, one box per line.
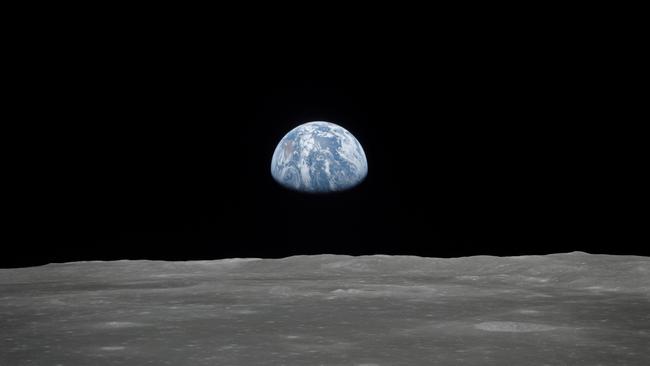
<box><xmin>1</xmin><ymin>252</ymin><xmax>649</xmax><ymax>365</ymax></box>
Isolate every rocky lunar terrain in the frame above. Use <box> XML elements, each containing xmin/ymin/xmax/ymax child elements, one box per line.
<box><xmin>1</xmin><ymin>252</ymin><xmax>649</xmax><ymax>365</ymax></box>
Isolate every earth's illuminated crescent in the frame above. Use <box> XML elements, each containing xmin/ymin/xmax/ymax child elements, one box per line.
<box><xmin>271</xmin><ymin>121</ymin><xmax>368</xmax><ymax>193</ymax></box>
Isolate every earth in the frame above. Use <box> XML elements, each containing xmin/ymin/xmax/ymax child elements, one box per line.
<box><xmin>271</xmin><ymin>121</ymin><xmax>368</xmax><ymax>193</ymax></box>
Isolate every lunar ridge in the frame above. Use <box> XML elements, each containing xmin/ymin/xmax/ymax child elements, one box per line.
<box><xmin>1</xmin><ymin>252</ymin><xmax>649</xmax><ymax>365</ymax></box>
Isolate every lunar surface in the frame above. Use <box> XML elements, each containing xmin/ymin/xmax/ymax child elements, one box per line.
<box><xmin>271</xmin><ymin>121</ymin><xmax>368</xmax><ymax>192</ymax></box>
<box><xmin>1</xmin><ymin>252</ymin><xmax>649</xmax><ymax>365</ymax></box>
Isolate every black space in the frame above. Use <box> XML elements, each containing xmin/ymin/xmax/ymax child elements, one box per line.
<box><xmin>6</xmin><ymin>12</ymin><xmax>644</xmax><ymax>267</ymax></box>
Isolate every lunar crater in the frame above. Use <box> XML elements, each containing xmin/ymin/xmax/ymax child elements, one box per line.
<box><xmin>473</xmin><ymin>321</ymin><xmax>557</xmax><ymax>332</ymax></box>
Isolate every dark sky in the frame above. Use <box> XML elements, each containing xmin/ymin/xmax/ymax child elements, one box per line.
<box><xmin>6</xmin><ymin>13</ymin><xmax>644</xmax><ymax>267</ymax></box>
